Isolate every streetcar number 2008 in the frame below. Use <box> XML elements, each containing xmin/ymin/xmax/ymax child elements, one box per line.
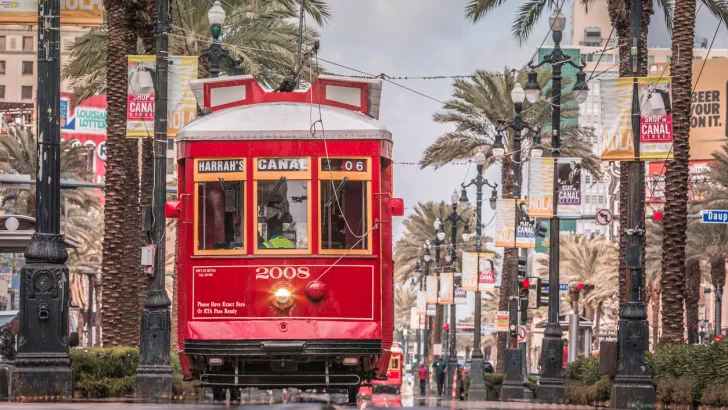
<box><xmin>255</xmin><ymin>267</ymin><xmax>311</xmax><ymax>279</ymax></box>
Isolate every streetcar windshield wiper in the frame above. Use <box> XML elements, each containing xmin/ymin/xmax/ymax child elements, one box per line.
<box><xmin>259</xmin><ymin>177</ymin><xmax>286</xmax><ymax>215</ymax></box>
<box><xmin>325</xmin><ymin>177</ymin><xmax>349</xmax><ymax>208</ymax></box>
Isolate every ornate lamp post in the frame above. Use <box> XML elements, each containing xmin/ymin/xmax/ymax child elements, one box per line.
<box><xmin>524</xmin><ymin>9</ymin><xmax>589</xmax><ymax>403</ymax></box>
<box><xmin>12</xmin><ymin>0</ymin><xmax>74</xmax><ymax>397</ymax></box>
<box><xmin>433</xmin><ymin>220</ymin><xmax>446</xmax><ymax>352</ymax></box>
<box><xmin>200</xmin><ymin>1</ymin><xmax>243</xmax><ymax>78</ymax></box>
<box><xmin>423</xmin><ymin>242</ymin><xmax>432</xmax><ymax>367</ymax></box>
<box><xmin>493</xmin><ymin>81</ymin><xmax>540</xmax><ymax>401</ymax></box>
<box><xmin>460</xmin><ymin>152</ymin><xmax>498</xmax><ymax>401</ymax></box>
<box><xmin>444</xmin><ymin>190</ymin><xmax>467</xmax><ymax>396</ymax></box>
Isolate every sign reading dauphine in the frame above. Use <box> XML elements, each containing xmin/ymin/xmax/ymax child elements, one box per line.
<box><xmin>0</xmin><ymin>0</ymin><xmax>104</xmax><ymax>26</ymax></box>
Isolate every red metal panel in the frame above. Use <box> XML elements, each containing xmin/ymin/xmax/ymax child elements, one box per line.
<box><xmin>191</xmin><ymin>264</ymin><xmax>375</xmax><ymax>320</ymax></box>
<box><xmin>186</xmin><ymin>320</ymin><xmax>381</xmax><ymax>340</ymax></box>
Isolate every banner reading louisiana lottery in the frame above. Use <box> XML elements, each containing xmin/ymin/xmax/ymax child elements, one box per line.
<box><xmin>426</xmin><ymin>276</ymin><xmax>438</xmax><ymax>304</ymax></box>
<box><xmin>601</xmin><ymin>78</ymin><xmax>635</xmax><ymax>160</ymax></box>
<box><xmin>515</xmin><ymin>200</ymin><xmax>536</xmax><ymax>249</ymax></box>
<box><xmin>638</xmin><ymin>77</ymin><xmax>673</xmax><ymax>160</ymax></box>
<box><xmin>438</xmin><ymin>273</ymin><xmax>453</xmax><ymax>305</ymax></box>
<box><xmin>461</xmin><ymin>251</ymin><xmax>496</xmax><ymax>291</ymax></box>
<box><xmin>495</xmin><ymin>199</ymin><xmax>516</xmax><ymax>248</ymax></box>
<box><xmin>528</xmin><ymin>156</ymin><xmax>555</xmax><ymax>217</ymax></box>
<box><xmin>0</xmin><ymin>0</ymin><xmax>103</xmax><ymax>26</ymax></box>
<box><xmin>127</xmin><ymin>56</ymin><xmax>199</xmax><ymax>138</ymax></box>
<box><xmin>557</xmin><ymin>158</ymin><xmax>582</xmax><ymax>217</ymax></box>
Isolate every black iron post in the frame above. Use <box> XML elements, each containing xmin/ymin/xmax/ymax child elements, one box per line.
<box><xmin>444</xmin><ymin>193</ymin><xmax>465</xmax><ymax>396</ymax></box>
<box><xmin>611</xmin><ymin>0</ymin><xmax>654</xmax><ymax>407</ymax></box>
<box><xmin>423</xmin><ymin>245</ymin><xmax>432</xmax><ymax>367</ymax></box>
<box><xmin>12</xmin><ymin>0</ymin><xmax>74</xmax><ymax>398</ymax></box>
<box><xmin>526</xmin><ymin>10</ymin><xmax>588</xmax><ymax>403</ymax></box>
<box><xmin>433</xmin><ymin>225</ymin><xmax>445</xmax><ymax>349</ymax></box>
<box><xmin>135</xmin><ymin>0</ymin><xmax>173</xmax><ymax>399</ymax></box>
<box><xmin>415</xmin><ymin>261</ymin><xmax>423</xmax><ymax>366</ymax></box>
<box><xmin>462</xmin><ymin>156</ymin><xmax>497</xmax><ymax>401</ymax></box>
<box><xmin>499</xmin><ymin>84</ymin><xmax>539</xmax><ymax>401</ymax></box>
<box><xmin>200</xmin><ymin>1</ymin><xmax>243</xmax><ymax>78</ymax></box>
<box><xmin>716</xmin><ymin>285</ymin><xmax>722</xmax><ymax>336</ymax></box>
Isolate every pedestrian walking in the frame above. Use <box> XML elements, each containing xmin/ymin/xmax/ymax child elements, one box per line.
<box><xmin>431</xmin><ymin>355</ymin><xmax>447</xmax><ymax>396</ymax></box>
<box><xmin>417</xmin><ymin>363</ymin><xmax>428</xmax><ymax>396</ymax></box>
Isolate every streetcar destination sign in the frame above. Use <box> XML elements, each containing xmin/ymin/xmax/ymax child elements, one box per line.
<box><xmin>198</xmin><ymin>159</ymin><xmax>244</xmax><ymax>173</ymax></box>
<box><xmin>701</xmin><ymin>210</ymin><xmax>728</xmax><ymax>223</ymax></box>
<box><xmin>257</xmin><ymin>158</ymin><xmax>308</xmax><ymax>171</ymax></box>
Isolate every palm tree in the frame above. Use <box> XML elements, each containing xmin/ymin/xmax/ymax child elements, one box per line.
<box><xmin>421</xmin><ymin>68</ymin><xmax>598</xmax><ymax>372</ymax></box>
<box><xmin>0</xmin><ymin>126</ymin><xmax>98</xmax><ymax>216</ymax></box>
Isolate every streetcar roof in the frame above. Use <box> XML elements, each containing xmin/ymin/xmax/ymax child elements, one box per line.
<box><xmin>176</xmin><ymin>101</ymin><xmax>392</xmax><ymax>142</ymax></box>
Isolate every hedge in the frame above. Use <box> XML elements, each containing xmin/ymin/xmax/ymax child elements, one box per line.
<box><xmin>70</xmin><ymin>347</ymin><xmax>197</xmax><ymax>399</ymax></box>
<box><xmin>461</xmin><ymin>372</ymin><xmax>538</xmax><ymax>401</ymax></box>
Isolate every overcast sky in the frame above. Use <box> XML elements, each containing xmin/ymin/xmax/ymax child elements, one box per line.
<box><xmin>317</xmin><ymin>0</ymin><xmax>728</xmax><ymax>245</ymax></box>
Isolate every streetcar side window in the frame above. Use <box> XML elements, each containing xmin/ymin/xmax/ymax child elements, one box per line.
<box><xmin>256</xmin><ymin>180</ymin><xmax>309</xmax><ymax>250</ymax></box>
<box><xmin>390</xmin><ymin>357</ymin><xmax>400</xmax><ymax>370</ymax></box>
<box><xmin>318</xmin><ymin>158</ymin><xmax>372</xmax><ymax>254</ymax></box>
<box><xmin>193</xmin><ymin>158</ymin><xmax>246</xmax><ymax>255</ymax></box>
<box><xmin>196</xmin><ymin>181</ymin><xmax>244</xmax><ymax>251</ymax></box>
<box><xmin>320</xmin><ymin>180</ymin><xmax>368</xmax><ymax>250</ymax></box>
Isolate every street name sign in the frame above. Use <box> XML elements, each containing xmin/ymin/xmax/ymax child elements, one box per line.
<box><xmin>543</xmin><ymin>284</ymin><xmax>569</xmax><ymax>291</ymax></box>
<box><xmin>701</xmin><ymin>210</ymin><xmax>728</xmax><ymax>223</ymax></box>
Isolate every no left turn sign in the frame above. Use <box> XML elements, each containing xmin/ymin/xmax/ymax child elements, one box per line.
<box><xmin>596</xmin><ymin>209</ymin><xmax>613</xmax><ymax>226</ymax></box>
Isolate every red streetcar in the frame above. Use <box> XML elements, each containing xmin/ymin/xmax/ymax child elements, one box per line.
<box><xmin>168</xmin><ymin>74</ymin><xmax>403</xmax><ymax>403</ymax></box>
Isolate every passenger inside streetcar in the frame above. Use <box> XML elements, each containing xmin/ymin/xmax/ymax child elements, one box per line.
<box><xmin>197</xmin><ymin>180</ymin><xmax>244</xmax><ymax>251</ymax></box>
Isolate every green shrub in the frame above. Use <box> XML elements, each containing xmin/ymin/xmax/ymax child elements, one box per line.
<box><xmin>70</xmin><ymin>347</ymin><xmax>140</xmax><ymax>380</ymax></box>
<box><xmin>564</xmin><ymin>376</ymin><xmax>612</xmax><ymax>405</ymax></box>
<box><xmin>700</xmin><ymin>382</ymin><xmax>728</xmax><ymax>406</ymax></box>
<box><xmin>655</xmin><ymin>376</ymin><xmax>696</xmax><ymax>405</ymax></box>
<box><xmin>564</xmin><ymin>355</ymin><xmax>601</xmax><ymax>385</ymax></box>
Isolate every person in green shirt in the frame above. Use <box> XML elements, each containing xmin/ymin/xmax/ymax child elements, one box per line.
<box><xmin>431</xmin><ymin>356</ymin><xmax>447</xmax><ymax>396</ymax></box>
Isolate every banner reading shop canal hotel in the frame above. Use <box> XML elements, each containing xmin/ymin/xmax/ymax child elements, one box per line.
<box><xmin>600</xmin><ymin>77</ymin><xmax>674</xmax><ymax>160</ymax></box>
<box><xmin>495</xmin><ymin>199</ymin><xmax>516</xmax><ymax>248</ymax></box>
<box><xmin>0</xmin><ymin>0</ymin><xmax>103</xmax><ymax>26</ymax></box>
<box><xmin>127</xmin><ymin>55</ymin><xmax>199</xmax><ymax>138</ymax></box>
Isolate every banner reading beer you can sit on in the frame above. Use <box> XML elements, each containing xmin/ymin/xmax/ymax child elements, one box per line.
<box><xmin>557</xmin><ymin>158</ymin><xmax>582</xmax><ymax>217</ymax></box>
<box><xmin>495</xmin><ymin>199</ymin><xmax>516</xmax><ymax>248</ymax></box>
<box><xmin>0</xmin><ymin>0</ymin><xmax>103</xmax><ymax>26</ymax></box>
<box><xmin>127</xmin><ymin>56</ymin><xmax>199</xmax><ymax>138</ymax></box>
<box><xmin>528</xmin><ymin>157</ymin><xmax>555</xmax><ymax>217</ymax></box>
<box><xmin>600</xmin><ymin>77</ymin><xmax>673</xmax><ymax>161</ymax></box>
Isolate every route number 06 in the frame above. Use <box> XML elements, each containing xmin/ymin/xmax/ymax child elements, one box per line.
<box><xmin>255</xmin><ymin>266</ymin><xmax>311</xmax><ymax>279</ymax></box>
<box><xmin>344</xmin><ymin>160</ymin><xmax>365</xmax><ymax>172</ymax></box>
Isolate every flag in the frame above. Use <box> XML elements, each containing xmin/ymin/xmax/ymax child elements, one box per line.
<box><xmin>600</xmin><ymin>77</ymin><xmax>634</xmax><ymax>160</ymax></box>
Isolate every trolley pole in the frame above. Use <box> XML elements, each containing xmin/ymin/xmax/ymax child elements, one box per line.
<box><xmin>611</xmin><ymin>0</ymin><xmax>654</xmax><ymax>407</ymax></box>
<box><xmin>135</xmin><ymin>0</ymin><xmax>173</xmax><ymax>398</ymax></box>
<box><xmin>12</xmin><ymin>0</ymin><xmax>74</xmax><ymax>398</ymax></box>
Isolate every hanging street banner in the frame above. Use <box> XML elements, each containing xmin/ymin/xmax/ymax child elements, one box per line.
<box><xmin>461</xmin><ymin>251</ymin><xmax>496</xmax><ymax>291</ymax></box>
<box><xmin>638</xmin><ymin>77</ymin><xmax>673</xmax><ymax>160</ymax></box>
<box><xmin>495</xmin><ymin>199</ymin><xmax>516</xmax><ymax>248</ymax></box>
<box><xmin>438</xmin><ymin>273</ymin><xmax>453</xmax><ymax>305</ymax></box>
<box><xmin>426</xmin><ymin>303</ymin><xmax>437</xmax><ymax>317</ymax></box>
<box><xmin>516</xmin><ymin>200</ymin><xmax>536</xmax><ymax>249</ymax></box>
<box><xmin>494</xmin><ymin>311</ymin><xmax>509</xmax><ymax>332</ymax></box>
<box><xmin>454</xmin><ymin>287</ymin><xmax>467</xmax><ymax>305</ymax></box>
<box><xmin>0</xmin><ymin>0</ymin><xmax>103</xmax><ymax>26</ymax></box>
<box><xmin>528</xmin><ymin>156</ymin><xmax>555</xmax><ymax>217</ymax></box>
<box><xmin>426</xmin><ymin>276</ymin><xmax>438</xmax><ymax>304</ymax></box>
<box><xmin>416</xmin><ymin>291</ymin><xmax>426</xmax><ymax>315</ymax></box>
<box><xmin>557</xmin><ymin>158</ymin><xmax>582</xmax><ymax>217</ymax></box>
<box><xmin>410</xmin><ymin>308</ymin><xmax>422</xmax><ymax>330</ymax></box>
<box><xmin>127</xmin><ymin>56</ymin><xmax>199</xmax><ymax>138</ymax></box>
<box><xmin>600</xmin><ymin>77</ymin><xmax>634</xmax><ymax>160</ymax></box>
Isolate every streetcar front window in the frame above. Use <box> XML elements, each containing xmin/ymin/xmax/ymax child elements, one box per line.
<box><xmin>320</xmin><ymin>180</ymin><xmax>368</xmax><ymax>250</ymax></box>
<box><xmin>196</xmin><ymin>181</ymin><xmax>244</xmax><ymax>251</ymax></box>
<box><xmin>257</xmin><ymin>180</ymin><xmax>309</xmax><ymax>250</ymax></box>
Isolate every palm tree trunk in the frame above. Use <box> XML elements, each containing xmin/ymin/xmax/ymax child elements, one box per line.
<box><xmin>496</xmin><ymin>156</ymin><xmax>515</xmax><ymax>374</ymax></box>
<box><xmin>661</xmin><ymin>0</ymin><xmax>695</xmax><ymax>344</ymax></box>
<box><xmin>711</xmin><ymin>257</ymin><xmax>726</xmax><ymax>333</ymax></box>
<box><xmin>593</xmin><ymin>302</ymin><xmax>602</xmax><ymax>349</ymax></box>
<box><xmin>685</xmin><ymin>259</ymin><xmax>701</xmax><ymax>344</ymax></box>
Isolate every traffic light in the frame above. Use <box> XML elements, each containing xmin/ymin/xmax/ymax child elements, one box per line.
<box><xmin>535</xmin><ymin>221</ymin><xmax>548</xmax><ymax>238</ymax></box>
<box><xmin>519</xmin><ymin>276</ymin><xmax>530</xmax><ymax>298</ymax></box>
<box><xmin>536</xmin><ymin>278</ymin><xmax>549</xmax><ymax>308</ymax></box>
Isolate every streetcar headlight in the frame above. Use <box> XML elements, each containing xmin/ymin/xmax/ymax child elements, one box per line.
<box><xmin>274</xmin><ymin>288</ymin><xmax>291</xmax><ymax>305</ymax></box>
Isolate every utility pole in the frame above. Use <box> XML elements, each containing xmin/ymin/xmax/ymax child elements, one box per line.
<box><xmin>611</xmin><ymin>0</ymin><xmax>655</xmax><ymax>407</ymax></box>
<box><xmin>135</xmin><ymin>0</ymin><xmax>173</xmax><ymax>398</ymax></box>
<box><xmin>12</xmin><ymin>0</ymin><xmax>74</xmax><ymax>398</ymax></box>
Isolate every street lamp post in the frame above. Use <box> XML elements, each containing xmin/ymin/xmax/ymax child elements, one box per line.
<box><xmin>444</xmin><ymin>191</ymin><xmax>467</xmax><ymax>395</ymax></box>
<box><xmin>493</xmin><ymin>81</ymin><xmax>540</xmax><ymax>401</ymax></box>
<box><xmin>525</xmin><ymin>10</ymin><xmax>589</xmax><ymax>404</ymax></box>
<box><xmin>433</xmin><ymin>221</ymin><xmax>446</xmax><ymax>351</ymax></box>
<box><xmin>460</xmin><ymin>153</ymin><xmax>498</xmax><ymax>401</ymax></box>
<box><xmin>12</xmin><ymin>0</ymin><xmax>74</xmax><ymax>398</ymax></box>
<box><xmin>415</xmin><ymin>261</ymin><xmax>423</xmax><ymax>366</ymax></box>
<box><xmin>200</xmin><ymin>1</ymin><xmax>243</xmax><ymax>78</ymax></box>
